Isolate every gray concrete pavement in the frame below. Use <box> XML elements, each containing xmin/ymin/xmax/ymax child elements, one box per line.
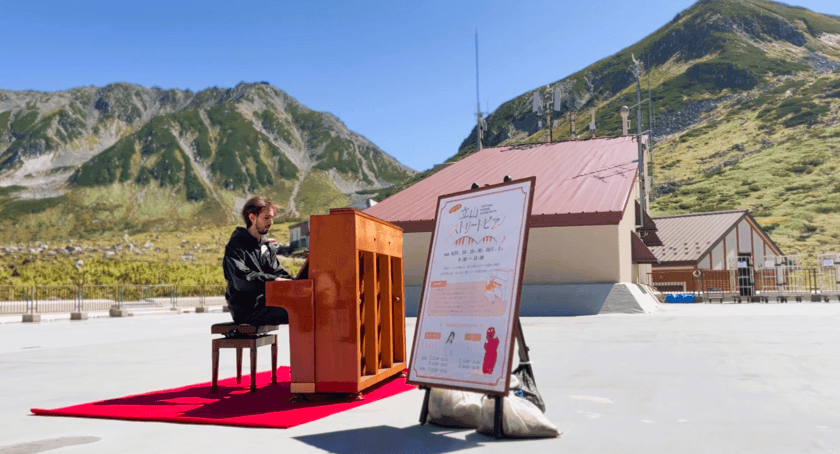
<box><xmin>1</xmin><ymin>303</ymin><xmax>839</xmax><ymax>453</ymax></box>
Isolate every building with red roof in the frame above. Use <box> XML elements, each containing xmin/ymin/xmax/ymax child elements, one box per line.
<box><xmin>365</xmin><ymin>136</ymin><xmax>661</xmax><ymax>315</ymax></box>
<box><xmin>649</xmin><ymin>210</ymin><xmax>783</xmax><ymax>294</ymax></box>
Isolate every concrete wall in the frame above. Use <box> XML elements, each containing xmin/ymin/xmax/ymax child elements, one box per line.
<box><xmin>404</xmin><ymin>282</ymin><xmax>658</xmax><ymax>317</ymax></box>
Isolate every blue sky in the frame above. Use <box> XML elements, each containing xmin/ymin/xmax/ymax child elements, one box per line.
<box><xmin>4</xmin><ymin>0</ymin><xmax>840</xmax><ymax>172</ymax></box>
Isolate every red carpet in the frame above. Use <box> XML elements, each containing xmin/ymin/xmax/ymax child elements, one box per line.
<box><xmin>31</xmin><ymin>367</ymin><xmax>415</xmax><ymax>429</ymax></box>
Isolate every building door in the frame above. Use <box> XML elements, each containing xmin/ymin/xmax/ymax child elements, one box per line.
<box><xmin>736</xmin><ymin>253</ymin><xmax>754</xmax><ymax>297</ymax></box>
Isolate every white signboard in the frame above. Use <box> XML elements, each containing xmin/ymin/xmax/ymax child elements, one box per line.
<box><xmin>407</xmin><ymin>177</ymin><xmax>535</xmax><ymax>395</ymax></box>
<box><xmin>824</xmin><ymin>258</ymin><xmax>835</xmax><ymax>267</ymax></box>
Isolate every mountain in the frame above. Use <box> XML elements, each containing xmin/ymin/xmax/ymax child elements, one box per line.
<box><xmin>448</xmin><ymin>0</ymin><xmax>840</xmax><ymax>259</ymax></box>
<box><xmin>0</xmin><ymin>82</ymin><xmax>414</xmax><ymax>242</ymax></box>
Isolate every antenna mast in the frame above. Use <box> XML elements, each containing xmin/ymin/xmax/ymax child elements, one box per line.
<box><xmin>475</xmin><ymin>31</ymin><xmax>483</xmax><ymax>151</ymax></box>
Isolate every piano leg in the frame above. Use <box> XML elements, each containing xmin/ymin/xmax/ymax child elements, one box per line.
<box><xmin>212</xmin><ymin>347</ymin><xmax>220</xmax><ymax>393</ymax></box>
<box><xmin>250</xmin><ymin>346</ymin><xmax>257</xmax><ymax>393</ymax></box>
<box><xmin>271</xmin><ymin>338</ymin><xmax>278</xmax><ymax>384</ymax></box>
<box><xmin>236</xmin><ymin>347</ymin><xmax>243</xmax><ymax>384</ymax></box>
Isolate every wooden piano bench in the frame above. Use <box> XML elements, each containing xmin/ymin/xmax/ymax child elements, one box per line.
<box><xmin>211</xmin><ymin>322</ymin><xmax>279</xmax><ymax>394</ymax></box>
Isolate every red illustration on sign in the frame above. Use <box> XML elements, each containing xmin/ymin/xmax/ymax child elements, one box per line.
<box><xmin>482</xmin><ymin>327</ymin><xmax>499</xmax><ymax>374</ymax></box>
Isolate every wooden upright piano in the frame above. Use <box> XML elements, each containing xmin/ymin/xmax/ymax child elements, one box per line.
<box><xmin>266</xmin><ymin>208</ymin><xmax>407</xmax><ymax>396</ymax></box>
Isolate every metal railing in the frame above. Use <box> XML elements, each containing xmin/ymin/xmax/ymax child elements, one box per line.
<box><xmin>0</xmin><ymin>284</ymin><xmax>228</xmax><ymax>315</ymax></box>
<box><xmin>650</xmin><ymin>265</ymin><xmax>838</xmax><ymax>303</ymax></box>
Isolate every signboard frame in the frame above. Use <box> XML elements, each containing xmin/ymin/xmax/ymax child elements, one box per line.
<box><xmin>406</xmin><ymin>177</ymin><xmax>536</xmax><ymax>396</ymax></box>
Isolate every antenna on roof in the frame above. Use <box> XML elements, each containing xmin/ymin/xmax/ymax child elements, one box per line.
<box><xmin>567</xmin><ymin>91</ymin><xmax>577</xmax><ymax>140</ymax></box>
<box><xmin>553</xmin><ymin>89</ymin><xmax>563</xmax><ymax>112</ymax></box>
<box><xmin>475</xmin><ymin>31</ymin><xmax>483</xmax><ymax>151</ymax></box>
<box><xmin>620</xmin><ymin>106</ymin><xmax>630</xmax><ymax>136</ymax></box>
<box><xmin>532</xmin><ymin>86</ymin><xmax>556</xmax><ymax>142</ymax></box>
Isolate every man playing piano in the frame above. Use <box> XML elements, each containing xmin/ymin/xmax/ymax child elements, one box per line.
<box><xmin>223</xmin><ymin>196</ymin><xmax>292</xmax><ymax>325</ymax></box>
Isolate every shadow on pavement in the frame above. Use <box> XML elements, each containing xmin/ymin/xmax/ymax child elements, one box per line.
<box><xmin>295</xmin><ymin>424</ymin><xmax>499</xmax><ymax>453</ymax></box>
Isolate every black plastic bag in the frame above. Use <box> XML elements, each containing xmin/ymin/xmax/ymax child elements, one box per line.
<box><xmin>510</xmin><ymin>362</ymin><xmax>545</xmax><ymax>413</ymax></box>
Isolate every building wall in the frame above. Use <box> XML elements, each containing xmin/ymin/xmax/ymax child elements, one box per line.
<box><xmin>402</xmin><ymin>183</ymin><xmax>637</xmax><ymax>286</ymax></box>
<box><xmin>696</xmin><ymin>217</ymin><xmax>779</xmax><ymax>270</ymax></box>
<box><xmin>617</xmin><ymin>188</ymin><xmax>636</xmax><ymax>283</ymax></box>
<box><xmin>403</xmin><ymin>223</ymin><xmax>626</xmax><ymax>286</ymax></box>
<box><xmin>523</xmin><ymin>225</ymin><xmax>622</xmax><ymax>284</ymax></box>
<box><xmin>752</xmin><ymin>227</ymin><xmax>765</xmax><ymax>265</ymax></box>
<box><xmin>403</xmin><ymin>231</ymin><xmax>433</xmax><ymax>286</ymax></box>
<box><xmin>711</xmin><ymin>242</ymin><xmax>725</xmax><ymax>269</ymax></box>
<box><xmin>725</xmin><ymin>230</ymin><xmax>737</xmax><ymax>267</ymax></box>
<box><xmin>738</xmin><ymin>220</ymin><xmax>751</xmax><ymax>253</ymax></box>
<box><xmin>633</xmin><ymin>263</ymin><xmax>652</xmax><ymax>285</ymax></box>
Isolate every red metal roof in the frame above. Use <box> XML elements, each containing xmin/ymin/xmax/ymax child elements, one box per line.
<box><xmin>649</xmin><ymin>210</ymin><xmax>747</xmax><ymax>264</ymax></box>
<box><xmin>631</xmin><ymin>232</ymin><xmax>659</xmax><ymax>264</ymax></box>
<box><xmin>365</xmin><ymin>137</ymin><xmax>641</xmax><ymax>232</ymax></box>
<box><xmin>650</xmin><ymin>210</ymin><xmax>784</xmax><ymax>264</ymax></box>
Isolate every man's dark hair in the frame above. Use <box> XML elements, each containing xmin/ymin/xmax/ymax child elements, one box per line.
<box><xmin>242</xmin><ymin>196</ymin><xmax>278</xmax><ymax>228</ymax></box>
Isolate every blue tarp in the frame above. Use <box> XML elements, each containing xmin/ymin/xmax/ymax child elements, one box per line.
<box><xmin>665</xmin><ymin>293</ymin><xmax>695</xmax><ymax>303</ymax></box>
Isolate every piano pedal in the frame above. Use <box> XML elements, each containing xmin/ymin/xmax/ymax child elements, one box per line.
<box><xmin>355</xmin><ymin>393</ymin><xmax>365</xmax><ymax>401</ymax></box>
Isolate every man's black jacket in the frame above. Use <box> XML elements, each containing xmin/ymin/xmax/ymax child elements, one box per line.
<box><xmin>223</xmin><ymin>227</ymin><xmax>292</xmax><ymax>322</ymax></box>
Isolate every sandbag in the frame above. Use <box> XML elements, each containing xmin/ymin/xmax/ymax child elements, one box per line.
<box><xmin>426</xmin><ymin>387</ymin><xmax>483</xmax><ymax>428</ymax></box>
<box><xmin>476</xmin><ymin>394</ymin><xmax>560</xmax><ymax>438</ymax></box>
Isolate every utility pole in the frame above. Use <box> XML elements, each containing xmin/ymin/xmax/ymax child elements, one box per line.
<box><xmin>632</xmin><ymin>54</ymin><xmax>647</xmax><ymax>221</ymax></box>
<box><xmin>475</xmin><ymin>31</ymin><xmax>483</xmax><ymax>151</ymax></box>
<box><xmin>647</xmin><ymin>54</ymin><xmax>654</xmax><ymax>200</ymax></box>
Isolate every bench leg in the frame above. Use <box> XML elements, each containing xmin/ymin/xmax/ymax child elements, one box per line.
<box><xmin>212</xmin><ymin>345</ymin><xmax>220</xmax><ymax>393</ymax></box>
<box><xmin>236</xmin><ymin>347</ymin><xmax>243</xmax><ymax>384</ymax></box>
<box><xmin>271</xmin><ymin>337</ymin><xmax>278</xmax><ymax>385</ymax></box>
<box><xmin>250</xmin><ymin>342</ymin><xmax>258</xmax><ymax>394</ymax></box>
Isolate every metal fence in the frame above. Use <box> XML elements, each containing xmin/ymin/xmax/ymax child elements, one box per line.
<box><xmin>0</xmin><ymin>284</ymin><xmax>228</xmax><ymax>315</ymax></box>
<box><xmin>650</xmin><ymin>257</ymin><xmax>840</xmax><ymax>303</ymax></box>
<box><xmin>818</xmin><ymin>253</ymin><xmax>840</xmax><ymax>296</ymax></box>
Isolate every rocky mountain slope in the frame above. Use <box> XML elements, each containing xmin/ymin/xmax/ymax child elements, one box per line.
<box><xmin>444</xmin><ymin>0</ymin><xmax>840</xmax><ymax>259</ymax></box>
<box><xmin>0</xmin><ymin>83</ymin><xmax>414</xmax><ymax>242</ymax></box>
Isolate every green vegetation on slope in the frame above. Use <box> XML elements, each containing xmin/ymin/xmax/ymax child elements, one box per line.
<box><xmin>649</xmin><ymin>70</ymin><xmax>840</xmax><ymax>258</ymax></box>
<box><xmin>0</xmin><ymin>222</ymin><xmax>305</xmax><ymax>286</ymax></box>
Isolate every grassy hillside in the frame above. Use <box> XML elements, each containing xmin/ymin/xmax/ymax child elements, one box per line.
<box><xmin>650</xmin><ymin>71</ymin><xmax>840</xmax><ymax>258</ymax></box>
<box><xmin>444</xmin><ymin>0</ymin><xmax>840</xmax><ymax>260</ymax></box>
<box><xmin>0</xmin><ymin>221</ymin><xmax>306</xmax><ymax>286</ymax></box>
